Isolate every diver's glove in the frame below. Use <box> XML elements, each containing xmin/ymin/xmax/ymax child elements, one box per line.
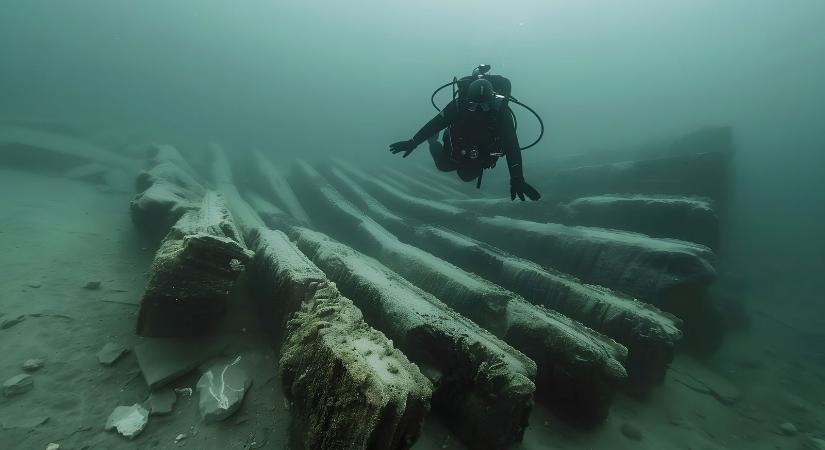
<box><xmin>510</xmin><ymin>177</ymin><xmax>541</xmax><ymax>201</ymax></box>
<box><xmin>389</xmin><ymin>140</ymin><xmax>417</xmax><ymax>158</ymax></box>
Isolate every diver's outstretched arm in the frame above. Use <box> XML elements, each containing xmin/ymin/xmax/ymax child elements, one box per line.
<box><xmin>390</xmin><ymin>101</ymin><xmax>456</xmax><ymax>158</ymax></box>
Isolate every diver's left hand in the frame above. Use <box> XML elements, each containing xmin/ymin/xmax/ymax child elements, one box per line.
<box><xmin>510</xmin><ymin>177</ymin><xmax>541</xmax><ymax>201</ymax></box>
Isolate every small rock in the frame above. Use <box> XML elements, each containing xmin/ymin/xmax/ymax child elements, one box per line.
<box><xmin>145</xmin><ymin>388</ymin><xmax>177</xmax><ymax>415</ymax></box>
<box><xmin>22</xmin><ymin>358</ymin><xmax>45</xmax><ymax>372</ymax></box>
<box><xmin>97</xmin><ymin>342</ymin><xmax>129</xmax><ymax>366</ymax></box>
<box><xmin>779</xmin><ymin>422</ymin><xmax>798</xmax><ymax>436</ymax></box>
<box><xmin>196</xmin><ymin>356</ymin><xmax>251</xmax><ymax>423</ymax></box>
<box><xmin>669</xmin><ymin>418</ymin><xmax>695</xmax><ymax>430</ymax></box>
<box><xmin>782</xmin><ymin>393</ymin><xmax>812</xmax><ymax>413</ymax></box>
<box><xmin>105</xmin><ymin>404</ymin><xmax>149</xmax><ymax>440</ymax></box>
<box><xmin>84</xmin><ymin>281</ymin><xmax>102</xmax><ymax>290</ymax></box>
<box><xmin>3</xmin><ymin>374</ymin><xmax>34</xmax><ymax>397</ymax></box>
<box><xmin>620</xmin><ymin>422</ymin><xmax>643</xmax><ymax>441</ymax></box>
<box><xmin>135</xmin><ymin>338</ymin><xmax>226</xmax><ymax>390</ymax></box>
<box><xmin>46</xmin><ymin>444</ymin><xmax>60</xmax><ymax>450</ymax></box>
<box><xmin>1</xmin><ymin>315</ymin><xmax>26</xmax><ymax>330</ymax></box>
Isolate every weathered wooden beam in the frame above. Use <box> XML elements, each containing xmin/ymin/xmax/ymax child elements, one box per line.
<box><xmin>290</xmin><ymin>161</ymin><xmax>628</xmax><ymax>424</ymax></box>
<box><xmin>333</xmin><ymin>160</ymin><xmax>468</xmax><ymax>225</ymax></box>
<box><xmin>463</xmin><ymin>216</ymin><xmax>724</xmax><ymax>352</ymax></box>
<box><xmin>136</xmin><ymin>190</ymin><xmax>251</xmax><ymax>337</ymax></box>
<box><xmin>130</xmin><ymin>144</ymin><xmax>205</xmax><ymax>238</ymax></box>
<box><xmin>412</xmin><ymin>225</ymin><xmax>683</xmax><ymax>388</ymax></box>
<box><xmin>548</xmin><ymin>151</ymin><xmax>732</xmax><ymax>202</ymax></box>
<box><xmin>406</xmin><ymin>163</ymin><xmax>490</xmax><ymax>198</ymax></box>
<box><xmin>291</xmin><ymin>226</ymin><xmax>536</xmax><ymax>449</ymax></box>
<box><xmin>559</xmin><ymin>194</ymin><xmax>719</xmax><ymax>249</ymax></box>
<box><xmin>324</xmin><ymin>163</ymin><xmax>409</xmax><ymax>237</ymax></box>
<box><xmin>464</xmin><ymin>216</ymin><xmax>716</xmax><ymax>308</ymax></box>
<box><xmin>210</xmin><ymin>150</ymin><xmax>433</xmax><ymax>450</ymax></box>
<box><xmin>252</xmin><ymin>151</ymin><xmax>311</xmax><ymax>225</ymax></box>
<box><xmin>246</xmin><ymin>228</ymin><xmax>432</xmax><ymax>450</ymax></box>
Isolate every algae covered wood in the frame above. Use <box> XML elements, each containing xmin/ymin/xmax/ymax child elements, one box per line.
<box><xmin>253</xmin><ymin>151</ymin><xmax>312</xmax><ymax>225</ymax></box>
<box><xmin>130</xmin><ymin>144</ymin><xmax>205</xmax><ymax>237</ymax></box>
<box><xmin>290</xmin><ymin>226</ymin><xmax>536</xmax><ymax>450</ymax></box>
<box><xmin>211</xmin><ymin>154</ymin><xmax>432</xmax><ymax>450</ymax></box>
<box><xmin>136</xmin><ymin>191</ymin><xmax>251</xmax><ymax>337</ymax></box>
<box><xmin>333</xmin><ymin>159</ymin><xmax>468</xmax><ymax>224</ymax></box>
<box><xmin>289</xmin><ymin>161</ymin><xmax>627</xmax><ymax>424</ymax></box>
<box><xmin>547</xmin><ymin>150</ymin><xmax>732</xmax><ymax>202</ymax></box>
<box><xmin>464</xmin><ymin>216</ymin><xmax>724</xmax><ymax>351</ymax></box>
<box><xmin>465</xmin><ymin>216</ymin><xmax>717</xmax><ymax>308</ymax></box>
<box><xmin>325</xmin><ymin>163</ymin><xmax>408</xmax><ymax>237</ymax></box>
<box><xmin>247</xmin><ymin>228</ymin><xmax>432</xmax><ymax>450</ymax></box>
<box><xmin>559</xmin><ymin>194</ymin><xmax>720</xmax><ymax>249</ymax></box>
<box><xmin>412</xmin><ymin>224</ymin><xmax>683</xmax><ymax>387</ymax></box>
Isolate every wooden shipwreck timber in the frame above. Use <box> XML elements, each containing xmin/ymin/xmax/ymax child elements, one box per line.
<box><xmin>114</xmin><ymin>126</ymin><xmax>734</xmax><ymax>449</ymax></box>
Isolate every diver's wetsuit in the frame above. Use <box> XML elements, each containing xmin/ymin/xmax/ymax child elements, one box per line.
<box><xmin>409</xmin><ymin>76</ymin><xmax>524</xmax><ymax>182</ymax></box>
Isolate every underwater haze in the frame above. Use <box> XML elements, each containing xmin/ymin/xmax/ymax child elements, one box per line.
<box><xmin>2</xmin><ymin>1</ymin><xmax>825</xmax><ymax>449</ymax></box>
<box><xmin>2</xmin><ymin>0</ymin><xmax>825</xmax><ymax>277</ymax></box>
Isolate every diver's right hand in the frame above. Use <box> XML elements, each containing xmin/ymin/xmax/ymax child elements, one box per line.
<box><xmin>389</xmin><ymin>140</ymin><xmax>417</xmax><ymax>158</ymax></box>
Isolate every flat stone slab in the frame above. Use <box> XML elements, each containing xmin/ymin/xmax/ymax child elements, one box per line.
<box><xmin>196</xmin><ymin>356</ymin><xmax>251</xmax><ymax>423</ymax></box>
<box><xmin>145</xmin><ymin>388</ymin><xmax>177</xmax><ymax>415</ymax></box>
<box><xmin>3</xmin><ymin>374</ymin><xmax>33</xmax><ymax>396</ymax></box>
<box><xmin>105</xmin><ymin>404</ymin><xmax>149</xmax><ymax>440</ymax></box>
<box><xmin>97</xmin><ymin>342</ymin><xmax>129</xmax><ymax>366</ymax></box>
<box><xmin>134</xmin><ymin>338</ymin><xmax>226</xmax><ymax>390</ymax></box>
<box><xmin>22</xmin><ymin>358</ymin><xmax>45</xmax><ymax>372</ymax></box>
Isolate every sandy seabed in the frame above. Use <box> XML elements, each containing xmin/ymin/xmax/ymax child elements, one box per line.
<box><xmin>1</xmin><ymin>167</ymin><xmax>823</xmax><ymax>450</ymax></box>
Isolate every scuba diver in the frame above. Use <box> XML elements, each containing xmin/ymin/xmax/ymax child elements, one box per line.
<box><xmin>389</xmin><ymin>64</ymin><xmax>542</xmax><ymax>201</ymax></box>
